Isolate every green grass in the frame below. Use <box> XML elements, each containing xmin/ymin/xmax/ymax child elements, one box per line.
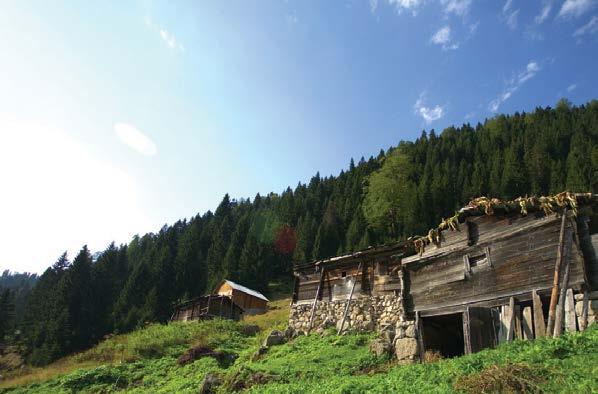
<box><xmin>2</xmin><ymin>300</ymin><xmax>597</xmax><ymax>394</ymax></box>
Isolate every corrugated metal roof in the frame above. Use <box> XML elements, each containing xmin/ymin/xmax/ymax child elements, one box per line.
<box><xmin>218</xmin><ymin>280</ymin><xmax>269</xmax><ymax>302</ymax></box>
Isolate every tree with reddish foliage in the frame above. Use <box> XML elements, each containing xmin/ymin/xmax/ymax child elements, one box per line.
<box><xmin>274</xmin><ymin>224</ymin><xmax>297</xmax><ymax>256</ymax></box>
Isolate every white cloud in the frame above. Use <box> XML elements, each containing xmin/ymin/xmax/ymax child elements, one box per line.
<box><xmin>414</xmin><ymin>93</ymin><xmax>445</xmax><ymax>124</ymax></box>
<box><xmin>535</xmin><ymin>2</ymin><xmax>553</xmax><ymax>23</ymax></box>
<box><xmin>114</xmin><ymin>123</ymin><xmax>157</xmax><ymax>156</ymax></box>
<box><xmin>387</xmin><ymin>0</ymin><xmax>423</xmax><ymax>16</ymax></box>
<box><xmin>159</xmin><ymin>29</ymin><xmax>184</xmax><ymax>51</ymax></box>
<box><xmin>370</xmin><ymin>0</ymin><xmax>379</xmax><ymax>13</ymax></box>
<box><xmin>489</xmin><ymin>61</ymin><xmax>541</xmax><ymax>112</ymax></box>
<box><xmin>573</xmin><ymin>15</ymin><xmax>598</xmax><ymax>35</ymax></box>
<box><xmin>441</xmin><ymin>0</ymin><xmax>472</xmax><ymax>17</ymax></box>
<box><xmin>567</xmin><ymin>83</ymin><xmax>578</xmax><ymax>92</ymax></box>
<box><xmin>558</xmin><ymin>0</ymin><xmax>595</xmax><ymax>18</ymax></box>
<box><xmin>144</xmin><ymin>15</ymin><xmax>184</xmax><ymax>52</ymax></box>
<box><xmin>0</xmin><ymin>117</ymin><xmax>153</xmax><ymax>273</ymax></box>
<box><xmin>502</xmin><ymin>0</ymin><xmax>520</xmax><ymax>29</ymax></box>
<box><xmin>430</xmin><ymin>25</ymin><xmax>459</xmax><ymax>50</ymax></box>
<box><xmin>506</xmin><ymin>10</ymin><xmax>520</xmax><ymax>29</ymax></box>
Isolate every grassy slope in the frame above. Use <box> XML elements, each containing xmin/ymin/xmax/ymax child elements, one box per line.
<box><xmin>1</xmin><ymin>296</ymin><xmax>596</xmax><ymax>393</ymax></box>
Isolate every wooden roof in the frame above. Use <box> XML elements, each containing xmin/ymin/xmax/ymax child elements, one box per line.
<box><xmin>294</xmin><ymin>192</ymin><xmax>598</xmax><ymax>273</ymax></box>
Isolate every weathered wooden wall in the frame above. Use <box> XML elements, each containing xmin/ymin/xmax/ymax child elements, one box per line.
<box><xmin>403</xmin><ymin>212</ymin><xmax>586</xmax><ymax>314</ymax></box>
<box><xmin>294</xmin><ymin>258</ymin><xmax>403</xmax><ymax>303</ymax></box>
<box><xmin>171</xmin><ymin>295</ymin><xmax>243</xmax><ymax>321</ymax></box>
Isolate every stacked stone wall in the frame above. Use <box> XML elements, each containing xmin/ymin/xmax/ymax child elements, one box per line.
<box><xmin>288</xmin><ymin>294</ymin><xmax>419</xmax><ymax>362</ymax></box>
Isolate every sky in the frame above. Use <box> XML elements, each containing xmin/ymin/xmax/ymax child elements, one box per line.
<box><xmin>1</xmin><ymin>0</ymin><xmax>597</xmax><ymax>274</ymax></box>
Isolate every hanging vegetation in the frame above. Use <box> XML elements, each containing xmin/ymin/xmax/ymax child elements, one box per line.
<box><xmin>409</xmin><ymin>191</ymin><xmax>594</xmax><ymax>256</ymax></box>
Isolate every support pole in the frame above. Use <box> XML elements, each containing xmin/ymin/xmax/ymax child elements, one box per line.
<box><xmin>547</xmin><ymin>208</ymin><xmax>568</xmax><ymax>336</ymax></box>
<box><xmin>506</xmin><ymin>297</ymin><xmax>515</xmax><ymax>341</ymax></box>
<box><xmin>554</xmin><ymin>228</ymin><xmax>573</xmax><ymax>337</ymax></box>
<box><xmin>415</xmin><ymin>311</ymin><xmax>425</xmax><ymax>362</ymax></box>
<box><xmin>307</xmin><ymin>268</ymin><xmax>325</xmax><ymax>332</ymax></box>
<box><xmin>338</xmin><ymin>262</ymin><xmax>363</xmax><ymax>335</ymax></box>
<box><xmin>532</xmin><ymin>289</ymin><xmax>546</xmax><ymax>337</ymax></box>
<box><xmin>580</xmin><ymin>289</ymin><xmax>589</xmax><ymax>331</ymax></box>
<box><xmin>463</xmin><ymin>307</ymin><xmax>472</xmax><ymax>354</ymax></box>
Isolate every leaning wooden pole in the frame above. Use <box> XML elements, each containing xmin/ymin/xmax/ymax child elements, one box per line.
<box><xmin>338</xmin><ymin>262</ymin><xmax>363</xmax><ymax>335</ymax></box>
<box><xmin>547</xmin><ymin>208</ymin><xmax>568</xmax><ymax>336</ymax></box>
<box><xmin>554</xmin><ymin>229</ymin><xmax>572</xmax><ymax>337</ymax></box>
<box><xmin>307</xmin><ymin>268</ymin><xmax>325</xmax><ymax>332</ymax></box>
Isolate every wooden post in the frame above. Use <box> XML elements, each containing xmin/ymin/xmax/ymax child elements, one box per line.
<box><xmin>522</xmin><ymin>306</ymin><xmax>533</xmax><ymax>340</ymax></box>
<box><xmin>580</xmin><ymin>289</ymin><xmax>589</xmax><ymax>331</ymax></box>
<box><xmin>554</xmin><ymin>230</ymin><xmax>573</xmax><ymax>337</ymax></box>
<box><xmin>514</xmin><ymin>305</ymin><xmax>523</xmax><ymax>340</ymax></box>
<box><xmin>307</xmin><ymin>268</ymin><xmax>325</xmax><ymax>332</ymax></box>
<box><xmin>338</xmin><ymin>262</ymin><xmax>363</xmax><ymax>335</ymax></box>
<box><xmin>415</xmin><ymin>311</ymin><xmax>425</xmax><ymax>362</ymax></box>
<box><xmin>463</xmin><ymin>307</ymin><xmax>472</xmax><ymax>354</ymax></box>
<box><xmin>547</xmin><ymin>209</ymin><xmax>568</xmax><ymax>336</ymax></box>
<box><xmin>532</xmin><ymin>290</ymin><xmax>546</xmax><ymax>337</ymax></box>
<box><xmin>498</xmin><ymin>305</ymin><xmax>507</xmax><ymax>344</ymax></box>
<box><xmin>564</xmin><ymin>289</ymin><xmax>577</xmax><ymax>333</ymax></box>
<box><xmin>506</xmin><ymin>297</ymin><xmax>515</xmax><ymax>341</ymax></box>
<box><xmin>219</xmin><ymin>296</ymin><xmax>224</xmax><ymax>317</ymax></box>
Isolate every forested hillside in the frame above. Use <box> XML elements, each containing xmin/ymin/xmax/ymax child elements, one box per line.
<box><xmin>12</xmin><ymin>99</ymin><xmax>598</xmax><ymax>366</ymax></box>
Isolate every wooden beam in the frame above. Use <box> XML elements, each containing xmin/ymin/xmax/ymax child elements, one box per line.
<box><xmin>522</xmin><ymin>306</ymin><xmax>533</xmax><ymax>340</ymax></box>
<box><xmin>415</xmin><ymin>311</ymin><xmax>425</xmax><ymax>362</ymax></box>
<box><xmin>580</xmin><ymin>289</ymin><xmax>589</xmax><ymax>331</ymax></box>
<box><xmin>514</xmin><ymin>305</ymin><xmax>523</xmax><ymax>340</ymax></box>
<box><xmin>554</xmin><ymin>230</ymin><xmax>573</xmax><ymax>337</ymax></box>
<box><xmin>338</xmin><ymin>262</ymin><xmax>363</xmax><ymax>335</ymax></box>
<box><xmin>463</xmin><ymin>307</ymin><xmax>472</xmax><ymax>354</ymax></box>
<box><xmin>532</xmin><ymin>289</ymin><xmax>546</xmax><ymax>337</ymax></box>
<box><xmin>547</xmin><ymin>209</ymin><xmax>568</xmax><ymax>336</ymax></box>
<box><xmin>506</xmin><ymin>297</ymin><xmax>515</xmax><ymax>341</ymax></box>
<box><xmin>564</xmin><ymin>289</ymin><xmax>577</xmax><ymax>333</ymax></box>
<box><xmin>307</xmin><ymin>268</ymin><xmax>325</xmax><ymax>332</ymax></box>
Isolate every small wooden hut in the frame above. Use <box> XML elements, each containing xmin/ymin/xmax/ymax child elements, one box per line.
<box><xmin>214</xmin><ymin>280</ymin><xmax>269</xmax><ymax>315</ymax></box>
<box><xmin>171</xmin><ymin>295</ymin><xmax>243</xmax><ymax>322</ymax></box>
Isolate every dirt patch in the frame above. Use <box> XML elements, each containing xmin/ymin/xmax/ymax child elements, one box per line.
<box><xmin>453</xmin><ymin>363</ymin><xmax>546</xmax><ymax>394</ymax></box>
<box><xmin>177</xmin><ymin>346</ymin><xmax>235</xmax><ymax>367</ymax></box>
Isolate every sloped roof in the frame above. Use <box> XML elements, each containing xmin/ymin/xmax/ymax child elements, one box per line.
<box><xmin>296</xmin><ymin>191</ymin><xmax>598</xmax><ymax>271</ymax></box>
<box><xmin>216</xmin><ymin>280</ymin><xmax>269</xmax><ymax>302</ymax></box>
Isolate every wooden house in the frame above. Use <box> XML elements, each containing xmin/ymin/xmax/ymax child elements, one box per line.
<box><xmin>171</xmin><ymin>295</ymin><xmax>243</xmax><ymax>322</ymax></box>
<box><xmin>290</xmin><ymin>192</ymin><xmax>598</xmax><ymax>360</ymax></box>
<box><xmin>214</xmin><ymin>280</ymin><xmax>269</xmax><ymax>315</ymax></box>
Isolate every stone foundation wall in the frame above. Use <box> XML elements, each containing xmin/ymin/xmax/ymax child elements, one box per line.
<box><xmin>289</xmin><ymin>295</ymin><xmax>419</xmax><ymax>362</ymax></box>
<box><xmin>575</xmin><ymin>291</ymin><xmax>598</xmax><ymax>327</ymax></box>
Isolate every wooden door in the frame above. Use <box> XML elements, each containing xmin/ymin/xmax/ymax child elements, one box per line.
<box><xmin>464</xmin><ymin>307</ymin><xmax>498</xmax><ymax>354</ymax></box>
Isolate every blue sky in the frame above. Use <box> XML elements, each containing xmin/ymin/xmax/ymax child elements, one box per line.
<box><xmin>1</xmin><ymin>0</ymin><xmax>597</xmax><ymax>273</ymax></box>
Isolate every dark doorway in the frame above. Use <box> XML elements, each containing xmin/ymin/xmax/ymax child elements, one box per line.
<box><xmin>422</xmin><ymin>313</ymin><xmax>465</xmax><ymax>358</ymax></box>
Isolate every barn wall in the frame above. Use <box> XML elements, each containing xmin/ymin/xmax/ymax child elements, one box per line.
<box><xmin>405</xmin><ymin>212</ymin><xmax>586</xmax><ymax>313</ymax></box>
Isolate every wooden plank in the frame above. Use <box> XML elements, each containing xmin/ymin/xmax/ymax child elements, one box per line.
<box><xmin>463</xmin><ymin>254</ymin><xmax>471</xmax><ymax>275</ymax></box>
<box><xmin>579</xmin><ymin>289</ymin><xmax>590</xmax><ymax>331</ymax></box>
<box><xmin>554</xmin><ymin>229</ymin><xmax>573</xmax><ymax>337</ymax></box>
<box><xmin>307</xmin><ymin>268</ymin><xmax>325</xmax><ymax>332</ymax></box>
<box><xmin>522</xmin><ymin>306</ymin><xmax>533</xmax><ymax>340</ymax></box>
<box><xmin>532</xmin><ymin>289</ymin><xmax>546</xmax><ymax>337</ymax></box>
<box><xmin>514</xmin><ymin>305</ymin><xmax>523</xmax><ymax>340</ymax></box>
<box><xmin>564</xmin><ymin>289</ymin><xmax>577</xmax><ymax>333</ymax></box>
<box><xmin>498</xmin><ymin>305</ymin><xmax>507</xmax><ymax>343</ymax></box>
<box><xmin>415</xmin><ymin>311</ymin><xmax>425</xmax><ymax>363</ymax></box>
<box><xmin>337</xmin><ymin>262</ymin><xmax>362</xmax><ymax>335</ymax></box>
<box><xmin>506</xmin><ymin>297</ymin><xmax>515</xmax><ymax>341</ymax></box>
<box><xmin>547</xmin><ymin>209</ymin><xmax>568</xmax><ymax>336</ymax></box>
<box><xmin>463</xmin><ymin>307</ymin><xmax>472</xmax><ymax>355</ymax></box>
<box><xmin>379</xmin><ymin>282</ymin><xmax>402</xmax><ymax>291</ymax></box>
